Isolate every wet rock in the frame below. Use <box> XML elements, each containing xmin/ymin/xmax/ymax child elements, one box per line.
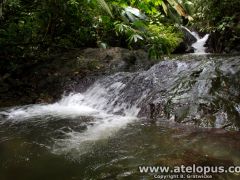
<box><xmin>173</xmin><ymin>27</ymin><xmax>197</xmax><ymax>54</ymax></box>
<box><xmin>230</xmin><ymin>45</ymin><xmax>240</xmax><ymax>55</ymax></box>
<box><xmin>94</xmin><ymin>54</ymin><xmax>240</xmax><ymax>130</ymax></box>
<box><xmin>206</xmin><ymin>32</ymin><xmax>240</xmax><ymax>54</ymax></box>
<box><xmin>173</xmin><ymin>42</ymin><xmax>194</xmax><ymax>54</ymax></box>
<box><xmin>137</xmin><ymin>56</ymin><xmax>240</xmax><ymax>130</ymax></box>
<box><xmin>80</xmin><ymin>47</ymin><xmax>151</xmax><ymax>72</ymax></box>
<box><xmin>181</xmin><ymin>27</ymin><xmax>198</xmax><ymax>45</ymax></box>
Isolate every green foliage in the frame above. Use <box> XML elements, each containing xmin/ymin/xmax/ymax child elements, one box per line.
<box><xmin>112</xmin><ymin>2</ymin><xmax>183</xmax><ymax>58</ymax></box>
<box><xmin>191</xmin><ymin>0</ymin><xmax>240</xmax><ymax>52</ymax></box>
<box><xmin>1</xmin><ymin>0</ymin><xmax>98</xmax><ymax>55</ymax></box>
<box><xmin>114</xmin><ymin>20</ymin><xmax>182</xmax><ymax>58</ymax></box>
<box><xmin>192</xmin><ymin>0</ymin><xmax>239</xmax><ymax>31</ymax></box>
<box><xmin>0</xmin><ymin>0</ymin><xmax>189</xmax><ymax>58</ymax></box>
<box><xmin>146</xmin><ymin>24</ymin><xmax>182</xmax><ymax>58</ymax></box>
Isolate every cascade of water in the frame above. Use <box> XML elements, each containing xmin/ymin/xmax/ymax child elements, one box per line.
<box><xmin>1</xmin><ymin>56</ymin><xmax>239</xmax><ymax>154</ymax></box>
<box><xmin>181</xmin><ymin>26</ymin><xmax>209</xmax><ymax>54</ymax></box>
<box><xmin>191</xmin><ymin>34</ymin><xmax>209</xmax><ymax>54</ymax></box>
<box><xmin>0</xmin><ymin>61</ymin><xmax>187</xmax><ymax>153</ymax></box>
<box><xmin>0</xmin><ymin>59</ymin><xmax>193</xmax><ymax>154</ymax></box>
<box><xmin>0</xmin><ymin>72</ymin><xmax>144</xmax><ymax>152</ymax></box>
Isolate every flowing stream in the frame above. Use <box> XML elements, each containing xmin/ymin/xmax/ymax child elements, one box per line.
<box><xmin>0</xmin><ymin>55</ymin><xmax>240</xmax><ymax>179</ymax></box>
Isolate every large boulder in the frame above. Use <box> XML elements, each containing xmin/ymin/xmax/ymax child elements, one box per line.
<box><xmin>89</xmin><ymin>54</ymin><xmax>240</xmax><ymax>130</ymax></box>
<box><xmin>137</xmin><ymin>55</ymin><xmax>240</xmax><ymax>130</ymax></box>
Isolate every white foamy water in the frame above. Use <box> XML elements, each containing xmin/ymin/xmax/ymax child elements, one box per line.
<box><xmin>181</xmin><ymin>26</ymin><xmax>209</xmax><ymax>54</ymax></box>
<box><xmin>4</xmin><ymin>94</ymin><xmax>97</xmax><ymax>120</ymax></box>
<box><xmin>0</xmin><ymin>79</ymin><xmax>139</xmax><ymax>154</ymax></box>
<box><xmin>52</xmin><ymin>114</ymin><xmax>134</xmax><ymax>155</ymax></box>
<box><xmin>2</xmin><ymin>80</ymin><xmax>139</xmax><ymax>119</ymax></box>
<box><xmin>192</xmin><ymin>34</ymin><xmax>209</xmax><ymax>54</ymax></box>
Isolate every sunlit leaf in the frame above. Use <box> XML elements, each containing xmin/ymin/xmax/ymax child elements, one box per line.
<box><xmin>128</xmin><ymin>34</ymin><xmax>143</xmax><ymax>43</ymax></box>
<box><xmin>162</xmin><ymin>1</ymin><xmax>168</xmax><ymax>15</ymax></box>
<box><xmin>96</xmin><ymin>0</ymin><xmax>113</xmax><ymax>17</ymax></box>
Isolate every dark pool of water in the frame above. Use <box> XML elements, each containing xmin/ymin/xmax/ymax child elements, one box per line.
<box><xmin>0</xmin><ymin>117</ymin><xmax>240</xmax><ymax>180</ymax></box>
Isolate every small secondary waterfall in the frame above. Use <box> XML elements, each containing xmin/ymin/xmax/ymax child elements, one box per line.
<box><xmin>181</xmin><ymin>26</ymin><xmax>209</xmax><ymax>54</ymax></box>
<box><xmin>192</xmin><ymin>33</ymin><xmax>209</xmax><ymax>54</ymax></box>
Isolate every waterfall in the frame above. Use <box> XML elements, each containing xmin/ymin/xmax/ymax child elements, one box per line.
<box><xmin>191</xmin><ymin>34</ymin><xmax>209</xmax><ymax>54</ymax></box>
<box><xmin>0</xmin><ymin>60</ymin><xmax>194</xmax><ymax>153</ymax></box>
<box><xmin>0</xmin><ymin>74</ymin><xmax>141</xmax><ymax>152</ymax></box>
<box><xmin>1</xmin><ymin>55</ymin><xmax>239</xmax><ymax>154</ymax></box>
<box><xmin>181</xmin><ymin>26</ymin><xmax>209</xmax><ymax>54</ymax></box>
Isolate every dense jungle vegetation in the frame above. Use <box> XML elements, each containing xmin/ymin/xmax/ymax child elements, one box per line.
<box><xmin>0</xmin><ymin>0</ymin><xmax>239</xmax><ymax>60</ymax></box>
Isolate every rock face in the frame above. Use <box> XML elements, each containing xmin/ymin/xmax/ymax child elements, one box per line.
<box><xmin>206</xmin><ymin>31</ymin><xmax>240</xmax><ymax>54</ymax></box>
<box><xmin>79</xmin><ymin>47</ymin><xmax>152</xmax><ymax>73</ymax></box>
<box><xmin>173</xmin><ymin>27</ymin><xmax>197</xmax><ymax>54</ymax></box>
<box><xmin>181</xmin><ymin>27</ymin><xmax>198</xmax><ymax>45</ymax></box>
<box><xmin>87</xmin><ymin>55</ymin><xmax>240</xmax><ymax>130</ymax></box>
<box><xmin>136</xmin><ymin>55</ymin><xmax>240</xmax><ymax>130</ymax></box>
